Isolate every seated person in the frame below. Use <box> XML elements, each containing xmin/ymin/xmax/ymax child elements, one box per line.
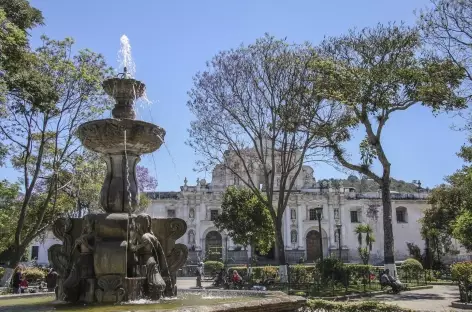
<box><xmin>20</xmin><ymin>277</ymin><xmax>28</xmax><ymax>293</ymax></box>
<box><xmin>232</xmin><ymin>270</ymin><xmax>242</xmax><ymax>284</ymax></box>
<box><xmin>214</xmin><ymin>268</ymin><xmax>226</xmax><ymax>286</ymax></box>
<box><xmin>381</xmin><ymin>269</ymin><xmax>402</xmax><ymax>293</ymax></box>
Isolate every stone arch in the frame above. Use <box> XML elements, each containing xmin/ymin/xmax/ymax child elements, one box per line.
<box><xmin>305</xmin><ymin>227</ymin><xmax>329</xmax><ymax>262</ymax></box>
<box><xmin>395</xmin><ymin>206</ymin><xmax>408</xmax><ymax>223</ymax></box>
<box><xmin>205</xmin><ymin>230</ymin><xmax>223</xmax><ymax>261</ymax></box>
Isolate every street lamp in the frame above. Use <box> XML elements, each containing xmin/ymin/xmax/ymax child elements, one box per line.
<box><xmin>315</xmin><ymin>206</ymin><xmax>324</xmax><ymax>261</ymax></box>
<box><xmin>336</xmin><ymin>223</ymin><xmax>342</xmax><ymax>261</ymax></box>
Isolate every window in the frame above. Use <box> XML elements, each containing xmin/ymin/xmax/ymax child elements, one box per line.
<box><xmin>210</xmin><ymin>209</ymin><xmax>219</xmax><ymax>221</ymax></box>
<box><xmin>334</xmin><ymin>230</ymin><xmax>338</xmax><ymax>243</ymax></box>
<box><xmin>290</xmin><ymin>208</ymin><xmax>296</xmax><ymax>220</ymax></box>
<box><xmin>350</xmin><ymin>210</ymin><xmax>359</xmax><ymax>223</ymax></box>
<box><xmin>291</xmin><ymin>230</ymin><xmax>298</xmax><ymax>243</ymax></box>
<box><xmin>309</xmin><ymin>209</ymin><xmax>316</xmax><ymax>220</ymax></box>
<box><xmin>167</xmin><ymin>209</ymin><xmax>176</xmax><ymax>218</ymax></box>
<box><xmin>31</xmin><ymin>245</ymin><xmax>39</xmax><ymax>260</ymax></box>
<box><xmin>396</xmin><ymin>207</ymin><xmax>408</xmax><ymax>223</ymax></box>
<box><xmin>233</xmin><ymin>177</ymin><xmax>239</xmax><ymax>185</ymax></box>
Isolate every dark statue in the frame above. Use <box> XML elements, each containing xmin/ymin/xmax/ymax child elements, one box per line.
<box><xmin>48</xmin><ymin>68</ymin><xmax>188</xmax><ymax>303</ymax></box>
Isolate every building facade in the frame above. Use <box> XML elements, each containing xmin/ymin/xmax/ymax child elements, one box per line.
<box><xmin>30</xmin><ymin>151</ymin><xmax>465</xmax><ymax>266</ymax></box>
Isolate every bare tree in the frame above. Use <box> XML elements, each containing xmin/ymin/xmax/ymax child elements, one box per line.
<box><xmin>418</xmin><ymin>0</ymin><xmax>472</xmax><ymax>127</ymax></box>
<box><xmin>187</xmin><ymin>35</ymin><xmax>349</xmax><ymax>265</ymax></box>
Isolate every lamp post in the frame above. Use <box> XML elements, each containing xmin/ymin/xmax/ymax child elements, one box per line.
<box><xmin>336</xmin><ymin>223</ymin><xmax>342</xmax><ymax>261</ymax></box>
<box><xmin>225</xmin><ymin>235</ymin><xmax>228</xmax><ymax>268</ymax></box>
<box><xmin>315</xmin><ymin>206</ymin><xmax>324</xmax><ymax>262</ymax></box>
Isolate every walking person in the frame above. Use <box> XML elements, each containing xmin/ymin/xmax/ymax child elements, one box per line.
<box><xmin>46</xmin><ymin>268</ymin><xmax>58</xmax><ymax>296</ymax></box>
<box><xmin>11</xmin><ymin>265</ymin><xmax>23</xmax><ymax>294</ymax></box>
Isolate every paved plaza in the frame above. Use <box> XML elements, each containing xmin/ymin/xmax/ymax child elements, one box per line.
<box><xmin>362</xmin><ymin>285</ymin><xmax>461</xmax><ymax>312</ymax></box>
<box><xmin>175</xmin><ymin>278</ymin><xmax>462</xmax><ymax>312</ymax></box>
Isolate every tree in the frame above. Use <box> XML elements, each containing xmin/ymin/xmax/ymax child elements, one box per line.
<box><xmin>421</xmin><ymin>138</ymin><xmax>472</xmax><ymax>267</ymax></box>
<box><xmin>354</xmin><ymin>224</ymin><xmax>375</xmax><ymax>265</ymax></box>
<box><xmin>0</xmin><ymin>180</ymin><xmax>21</xmax><ymax>254</ymax></box>
<box><xmin>418</xmin><ymin>0</ymin><xmax>472</xmax><ymax>89</ymax></box>
<box><xmin>214</xmin><ymin>186</ymin><xmax>274</xmax><ymax>261</ymax></box>
<box><xmin>187</xmin><ymin>35</ymin><xmax>349</xmax><ymax>265</ymax></box>
<box><xmin>0</xmin><ymin>37</ymin><xmax>111</xmax><ymax>267</ymax></box>
<box><xmin>418</xmin><ymin>0</ymin><xmax>472</xmax><ymax>128</ymax></box>
<box><xmin>315</xmin><ymin>24</ymin><xmax>465</xmax><ymax>273</ymax></box>
<box><xmin>0</xmin><ymin>0</ymin><xmax>43</xmax><ymax>31</ymax></box>
<box><xmin>136</xmin><ymin>165</ymin><xmax>158</xmax><ymax>192</ymax></box>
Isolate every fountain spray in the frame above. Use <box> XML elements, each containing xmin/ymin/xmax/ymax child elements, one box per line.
<box><xmin>118</xmin><ymin>34</ymin><xmax>136</xmax><ymax>78</ymax></box>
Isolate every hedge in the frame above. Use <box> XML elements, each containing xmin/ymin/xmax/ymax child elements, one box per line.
<box><xmin>229</xmin><ymin>263</ymin><xmax>376</xmax><ymax>284</ymax></box>
<box><xmin>23</xmin><ymin>267</ymin><xmax>47</xmax><ymax>282</ymax></box>
<box><xmin>306</xmin><ymin>299</ymin><xmax>414</xmax><ymax>312</ymax></box>
<box><xmin>401</xmin><ymin>258</ymin><xmax>423</xmax><ymax>279</ymax></box>
<box><xmin>204</xmin><ymin>261</ymin><xmax>224</xmax><ymax>273</ymax></box>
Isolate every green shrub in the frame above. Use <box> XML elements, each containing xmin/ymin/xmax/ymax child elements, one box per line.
<box><xmin>345</xmin><ymin>264</ymin><xmax>373</xmax><ymax>285</ymax></box>
<box><xmin>204</xmin><ymin>261</ymin><xmax>224</xmax><ymax>273</ymax></box>
<box><xmin>316</xmin><ymin>257</ymin><xmax>348</xmax><ymax>285</ymax></box>
<box><xmin>452</xmin><ymin>261</ymin><xmax>472</xmax><ymax>302</ymax></box>
<box><xmin>401</xmin><ymin>258</ymin><xmax>423</xmax><ymax>279</ymax></box>
<box><xmin>252</xmin><ymin>265</ymin><xmax>278</xmax><ymax>282</ymax></box>
<box><xmin>306</xmin><ymin>299</ymin><xmax>414</xmax><ymax>311</ymax></box>
<box><xmin>23</xmin><ymin>267</ymin><xmax>47</xmax><ymax>282</ymax></box>
<box><xmin>0</xmin><ymin>267</ymin><xmax>5</xmax><ymax>280</ymax></box>
<box><xmin>290</xmin><ymin>264</ymin><xmax>316</xmax><ymax>283</ymax></box>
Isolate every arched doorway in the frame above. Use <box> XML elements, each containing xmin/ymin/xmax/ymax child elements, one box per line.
<box><xmin>306</xmin><ymin>230</ymin><xmax>322</xmax><ymax>261</ymax></box>
<box><xmin>205</xmin><ymin>231</ymin><xmax>222</xmax><ymax>261</ymax></box>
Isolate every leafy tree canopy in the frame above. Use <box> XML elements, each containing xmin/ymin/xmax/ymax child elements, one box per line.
<box><xmin>214</xmin><ymin>186</ymin><xmax>275</xmax><ymax>255</ymax></box>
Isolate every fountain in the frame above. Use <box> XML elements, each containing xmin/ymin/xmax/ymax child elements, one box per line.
<box><xmin>48</xmin><ymin>66</ymin><xmax>187</xmax><ymax>304</ymax></box>
<box><xmin>33</xmin><ymin>38</ymin><xmax>307</xmax><ymax>311</ymax></box>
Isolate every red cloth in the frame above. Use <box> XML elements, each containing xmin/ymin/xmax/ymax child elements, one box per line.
<box><xmin>20</xmin><ymin>279</ymin><xmax>28</xmax><ymax>288</ymax></box>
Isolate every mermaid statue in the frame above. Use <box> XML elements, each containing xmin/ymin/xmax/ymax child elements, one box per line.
<box><xmin>132</xmin><ymin>213</ymin><xmax>169</xmax><ymax>300</ymax></box>
<box><xmin>63</xmin><ymin>215</ymin><xmax>95</xmax><ymax>302</ymax></box>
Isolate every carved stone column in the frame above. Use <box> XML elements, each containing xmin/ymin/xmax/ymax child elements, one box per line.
<box><xmin>100</xmin><ymin>154</ymin><xmax>140</xmax><ymax>213</ymax></box>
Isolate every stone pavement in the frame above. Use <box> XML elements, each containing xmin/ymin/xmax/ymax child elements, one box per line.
<box><xmin>366</xmin><ymin>285</ymin><xmax>461</xmax><ymax>312</ymax></box>
<box><xmin>176</xmin><ymin>276</ymin><xmax>213</xmax><ymax>289</ymax></box>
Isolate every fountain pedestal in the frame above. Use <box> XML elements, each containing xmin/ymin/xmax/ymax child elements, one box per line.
<box><xmin>48</xmin><ymin>71</ymin><xmax>187</xmax><ymax>303</ymax></box>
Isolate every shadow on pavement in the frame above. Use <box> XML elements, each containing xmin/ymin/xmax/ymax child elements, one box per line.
<box><xmin>372</xmin><ymin>292</ymin><xmax>446</xmax><ymax>301</ymax></box>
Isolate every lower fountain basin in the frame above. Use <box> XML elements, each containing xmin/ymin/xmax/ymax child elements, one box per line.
<box><xmin>0</xmin><ymin>289</ymin><xmax>306</xmax><ymax>312</ymax></box>
<box><xmin>77</xmin><ymin>118</ymin><xmax>166</xmax><ymax>154</ymax></box>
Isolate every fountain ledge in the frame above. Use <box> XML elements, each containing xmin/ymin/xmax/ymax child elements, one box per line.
<box><xmin>169</xmin><ymin>290</ymin><xmax>306</xmax><ymax>312</ymax></box>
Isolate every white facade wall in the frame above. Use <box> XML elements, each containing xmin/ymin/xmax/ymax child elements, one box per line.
<box><xmin>31</xmin><ymin>150</ymin><xmax>466</xmax><ymax>265</ymax></box>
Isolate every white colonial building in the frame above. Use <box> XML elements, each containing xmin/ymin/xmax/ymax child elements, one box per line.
<box><xmin>30</xmin><ymin>149</ymin><xmax>468</xmax><ymax>266</ymax></box>
<box><xmin>143</xmin><ymin>173</ymin><xmax>437</xmax><ymax>266</ymax></box>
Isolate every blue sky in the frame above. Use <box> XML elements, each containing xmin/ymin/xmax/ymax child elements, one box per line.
<box><xmin>4</xmin><ymin>0</ymin><xmax>465</xmax><ymax>191</ymax></box>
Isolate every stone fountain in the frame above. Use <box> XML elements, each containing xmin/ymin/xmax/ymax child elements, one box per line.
<box><xmin>48</xmin><ymin>68</ymin><xmax>188</xmax><ymax>304</ymax></box>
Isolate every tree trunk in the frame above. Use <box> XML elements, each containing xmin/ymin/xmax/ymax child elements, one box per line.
<box><xmin>8</xmin><ymin>245</ymin><xmax>26</xmax><ymax>269</ymax></box>
<box><xmin>381</xmin><ymin>180</ymin><xmax>396</xmax><ymax>277</ymax></box>
<box><xmin>274</xmin><ymin>216</ymin><xmax>286</xmax><ymax>265</ymax></box>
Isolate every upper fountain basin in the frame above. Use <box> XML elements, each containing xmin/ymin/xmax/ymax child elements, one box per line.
<box><xmin>77</xmin><ymin>118</ymin><xmax>165</xmax><ymax>155</ymax></box>
<box><xmin>103</xmin><ymin>78</ymin><xmax>145</xmax><ymax>102</ymax></box>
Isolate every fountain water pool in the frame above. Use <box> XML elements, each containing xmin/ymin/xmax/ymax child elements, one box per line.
<box><xmin>0</xmin><ymin>289</ymin><xmax>306</xmax><ymax>312</ymax></box>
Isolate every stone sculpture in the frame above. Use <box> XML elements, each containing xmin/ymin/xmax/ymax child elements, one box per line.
<box><xmin>48</xmin><ymin>68</ymin><xmax>188</xmax><ymax>303</ymax></box>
